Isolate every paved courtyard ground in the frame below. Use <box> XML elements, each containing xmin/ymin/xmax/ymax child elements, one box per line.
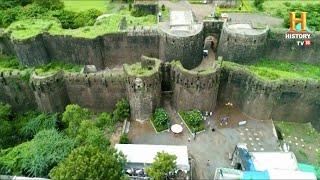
<box><xmin>128</xmin><ymin>102</ymin><xmax>279</xmax><ymax>179</ymax></box>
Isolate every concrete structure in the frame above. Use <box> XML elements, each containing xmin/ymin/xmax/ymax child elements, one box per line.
<box><xmin>214</xmin><ymin>144</ymin><xmax>317</xmax><ymax>180</ymax></box>
<box><xmin>115</xmin><ymin>144</ymin><xmax>190</xmax><ymax>172</ymax></box>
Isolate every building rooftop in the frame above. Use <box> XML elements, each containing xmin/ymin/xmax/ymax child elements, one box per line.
<box><xmin>115</xmin><ymin>144</ymin><xmax>190</xmax><ymax>172</ymax></box>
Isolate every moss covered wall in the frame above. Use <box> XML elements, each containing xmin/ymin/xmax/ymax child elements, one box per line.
<box><xmin>0</xmin><ymin>71</ymin><xmax>37</xmax><ymax>111</ymax></box>
<box><xmin>65</xmin><ymin>71</ymin><xmax>126</xmax><ymax>112</ymax></box>
<box><xmin>265</xmin><ymin>29</ymin><xmax>320</xmax><ymax>65</ymax></box>
<box><xmin>124</xmin><ymin>57</ymin><xmax>162</xmax><ymax>122</ymax></box>
<box><xmin>171</xmin><ymin>62</ymin><xmax>220</xmax><ymax>112</ymax></box>
<box><xmin>2</xmin><ymin>28</ymin><xmax>160</xmax><ymax>69</ymax></box>
<box><xmin>218</xmin><ymin>67</ymin><xmax>320</xmax><ymax>130</ymax></box>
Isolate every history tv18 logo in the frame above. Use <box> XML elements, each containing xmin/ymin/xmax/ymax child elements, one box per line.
<box><xmin>285</xmin><ymin>12</ymin><xmax>312</xmax><ymax>47</ymax></box>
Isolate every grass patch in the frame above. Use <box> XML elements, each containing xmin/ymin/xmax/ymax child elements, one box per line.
<box><xmin>124</xmin><ymin>59</ymin><xmax>160</xmax><ymax>77</ymax></box>
<box><xmin>179</xmin><ymin>110</ymin><xmax>205</xmax><ymax>133</ymax></box>
<box><xmin>5</xmin><ymin>4</ymin><xmax>157</xmax><ymax>40</ymax></box>
<box><xmin>63</xmin><ymin>0</ymin><xmax>109</xmax><ymax>12</ymax></box>
<box><xmin>35</xmin><ymin>61</ymin><xmax>82</xmax><ymax>76</ymax></box>
<box><xmin>0</xmin><ymin>55</ymin><xmax>33</xmax><ymax>81</ymax></box>
<box><xmin>221</xmin><ymin>59</ymin><xmax>320</xmax><ymax>81</ymax></box>
<box><xmin>151</xmin><ymin>108</ymin><xmax>169</xmax><ymax>132</ymax></box>
<box><xmin>274</xmin><ymin>121</ymin><xmax>320</xmax><ymax>166</ymax></box>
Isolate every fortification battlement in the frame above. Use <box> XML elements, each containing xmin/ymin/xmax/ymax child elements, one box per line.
<box><xmin>170</xmin><ymin>61</ymin><xmax>220</xmax><ymax>90</ymax></box>
<box><xmin>223</xmin><ymin>67</ymin><xmax>320</xmax><ymax>92</ymax></box>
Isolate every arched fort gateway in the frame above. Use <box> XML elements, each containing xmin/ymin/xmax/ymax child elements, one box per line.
<box><xmin>0</xmin><ymin>10</ymin><xmax>320</xmax><ymax>130</ymax></box>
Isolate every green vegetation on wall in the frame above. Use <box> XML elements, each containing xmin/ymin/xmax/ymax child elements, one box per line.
<box><xmin>221</xmin><ymin>59</ymin><xmax>320</xmax><ymax>82</ymax></box>
<box><xmin>34</xmin><ymin>61</ymin><xmax>82</xmax><ymax>76</ymax></box>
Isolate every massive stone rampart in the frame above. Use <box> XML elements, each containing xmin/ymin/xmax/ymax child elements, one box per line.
<box><xmin>1</xmin><ymin>28</ymin><xmax>160</xmax><ymax>69</ymax></box>
<box><xmin>265</xmin><ymin>29</ymin><xmax>320</xmax><ymax>65</ymax></box>
<box><xmin>65</xmin><ymin>70</ymin><xmax>126</xmax><ymax>112</ymax></box>
<box><xmin>159</xmin><ymin>26</ymin><xmax>204</xmax><ymax>69</ymax></box>
<box><xmin>171</xmin><ymin>62</ymin><xmax>220</xmax><ymax>112</ymax></box>
<box><xmin>218</xmin><ymin>66</ymin><xmax>320</xmax><ymax>130</ymax></box>
<box><xmin>124</xmin><ymin>56</ymin><xmax>162</xmax><ymax>122</ymax></box>
<box><xmin>217</xmin><ymin>24</ymin><xmax>268</xmax><ymax>63</ymax></box>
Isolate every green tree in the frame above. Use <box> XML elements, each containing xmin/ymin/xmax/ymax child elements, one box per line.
<box><xmin>113</xmin><ymin>99</ymin><xmax>130</xmax><ymax>122</ymax></box>
<box><xmin>75</xmin><ymin>121</ymin><xmax>110</xmax><ymax>149</ymax></box>
<box><xmin>0</xmin><ymin>120</ymin><xmax>14</xmax><ymax>149</ymax></box>
<box><xmin>0</xmin><ymin>102</ymin><xmax>11</xmax><ymax>120</ymax></box>
<box><xmin>0</xmin><ymin>129</ymin><xmax>75</xmax><ymax>177</ymax></box>
<box><xmin>74</xmin><ymin>9</ymin><xmax>102</xmax><ymax>27</ymax></box>
<box><xmin>33</xmin><ymin>0</ymin><xmax>63</xmax><ymax>10</ymax></box>
<box><xmin>21</xmin><ymin>113</ymin><xmax>58</xmax><ymax>139</ymax></box>
<box><xmin>146</xmin><ymin>151</ymin><xmax>177</xmax><ymax>180</ymax></box>
<box><xmin>153</xmin><ymin>108</ymin><xmax>169</xmax><ymax>127</ymax></box>
<box><xmin>49</xmin><ymin>145</ymin><xmax>126</xmax><ymax>180</ymax></box>
<box><xmin>96</xmin><ymin>112</ymin><xmax>114</xmax><ymax>129</ymax></box>
<box><xmin>254</xmin><ymin>0</ymin><xmax>264</xmax><ymax>11</ymax></box>
<box><xmin>62</xmin><ymin>104</ymin><xmax>91</xmax><ymax>137</ymax></box>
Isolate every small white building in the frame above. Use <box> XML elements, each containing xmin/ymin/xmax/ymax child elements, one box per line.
<box><xmin>115</xmin><ymin>144</ymin><xmax>190</xmax><ymax>172</ymax></box>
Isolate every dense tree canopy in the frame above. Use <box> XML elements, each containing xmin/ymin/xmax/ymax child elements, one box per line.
<box><xmin>33</xmin><ymin>0</ymin><xmax>63</xmax><ymax>10</ymax></box>
<box><xmin>146</xmin><ymin>151</ymin><xmax>177</xmax><ymax>180</ymax></box>
<box><xmin>62</xmin><ymin>104</ymin><xmax>91</xmax><ymax>137</ymax></box>
<box><xmin>49</xmin><ymin>145</ymin><xmax>126</xmax><ymax>180</ymax></box>
<box><xmin>0</xmin><ymin>129</ymin><xmax>75</xmax><ymax>177</ymax></box>
<box><xmin>75</xmin><ymin>120</ymin><xmax>110</xmax><ymax>149</ymax></box>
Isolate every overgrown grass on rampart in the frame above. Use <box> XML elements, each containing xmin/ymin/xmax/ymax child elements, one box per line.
<box><xmin>5</xmin><ymin>4</ymin><xmax>157</xmax><ymax>40</ymax></box>
<box><xmin>0</xmin><ymin>56</ymin><xmax>32</xmax><ymax>81</ymax></box>
<box><xmin>221</xmin><ymin>59</ymin><xmax>320</xmax><ymax>82</ymax></box>
<box><xmin>124</xmin><ymin>59</ymin><xmax>160</xmax><ymax>77</ymax></box>
<box><xmin>35</xmin><ymin>61</ymin><xmax>82</xmax><ymax>76</ymax></box>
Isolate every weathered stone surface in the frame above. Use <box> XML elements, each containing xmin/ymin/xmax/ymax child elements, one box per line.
<box><xmin>218</xmin><ymin>68</ymin><xmax>320</xmax><ymax>130</ymax></box>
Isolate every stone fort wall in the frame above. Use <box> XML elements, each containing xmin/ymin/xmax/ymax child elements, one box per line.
<box><xmin>0</xmin><ymin>57</ymin><xmax>320</xmax><ymax>130</ymax></box>
<box><xmin>170</xmin><ymin>62</ymin><xmax>220</xmax><ymax>112</ymax></box>
<box><xmin>218</xmin><ymin>67</ymin><xmax>320</xmax><ymax>130</ymax></box>
<box><xmin>1</xmin><ymin>28</ymin><xmax>160</xmax><ymax>69</ymax></box>
<box><xmin>217</xmin><ymin>24</ymin><xmax>320</xmax><ymax>64</ymax></box>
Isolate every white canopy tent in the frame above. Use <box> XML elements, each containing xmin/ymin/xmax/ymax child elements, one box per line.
<box><xmin>115</xmin><ymin>144</ymin><xmax>190</xmax><ymax>172</ymax></box>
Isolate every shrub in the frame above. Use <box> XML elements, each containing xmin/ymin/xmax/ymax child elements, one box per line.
<box><xmin>152</xmin><ymin>108</ymin><xmax>169</xmax><ymax>132</ymax></box>
<box><xmin>161</xmin><ymin>4</ymin><xmax>165</xmax><ymax>11</ymax></box>
<box><xmin>119</xmin><ymin>134</ymin><xmax>130</xmax><ymax>144</ymax></box>
<box><xmin>20</xmin><ymin>113</ymin><xmax>58</xmax><ymax>139</ymax></box>
<box><xmin>49</xmin><ymin>145</ymin><xmax>126</xmax><ymax>180</ymax></box>
<box><xmin>180</xmin><ymin>109</ymin><xmax>204</xmax><ymax>133</ymax></box>
<box><xmin>0</xmin><ymin>129</ymin><xmax>75</xmax><ymax>177</ymax></box>
<box><xmin>0</xmin><ymin>120</ymin><xmax>14</xmax><ymax>149</ymax></box>
<box><xmin>0</xmin><ymin>102</ymin><xmax>11</xmax><ymax>120</ymax></box>
<box><xmin>74</xmin><ymin>9</ymin><xmax>102</xmax><ymax>27</ymax></box>
<box><xmin>113</xmin><ymin>99</ymin><xmax>130</xmax><ymax>122</ymax></box>
<box><xmin>75</xmin><ymin>120</ymin><xmax>110</xmax><ymax>150</ymax></box>
<box><xmin>254</xmin><ymin>0</ymin><xmax>264</xmax><ymax>11</ymax></box>
<box><xmin>62</xmin><ymin>104</ymin><xmax>91</xmax><ymax>137</ymax></box>
<box><xmin>50</xmin><ymin>9</ymin><xmax>78</xmax><ymax>29</ymax></box>
<box><xmin>0</xmin><ymin>6</ymin><xmax>22</xmax><ymax>28</ymax></box>
<box><xmin>33</xmin><ymin>0</ymin><xmax>64</xmax><ymax>10</ymax></box>
<box><xmin>96</xmin><ymin>112</ymin><xmax>114</xmax><ymax>129</ymax></box>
